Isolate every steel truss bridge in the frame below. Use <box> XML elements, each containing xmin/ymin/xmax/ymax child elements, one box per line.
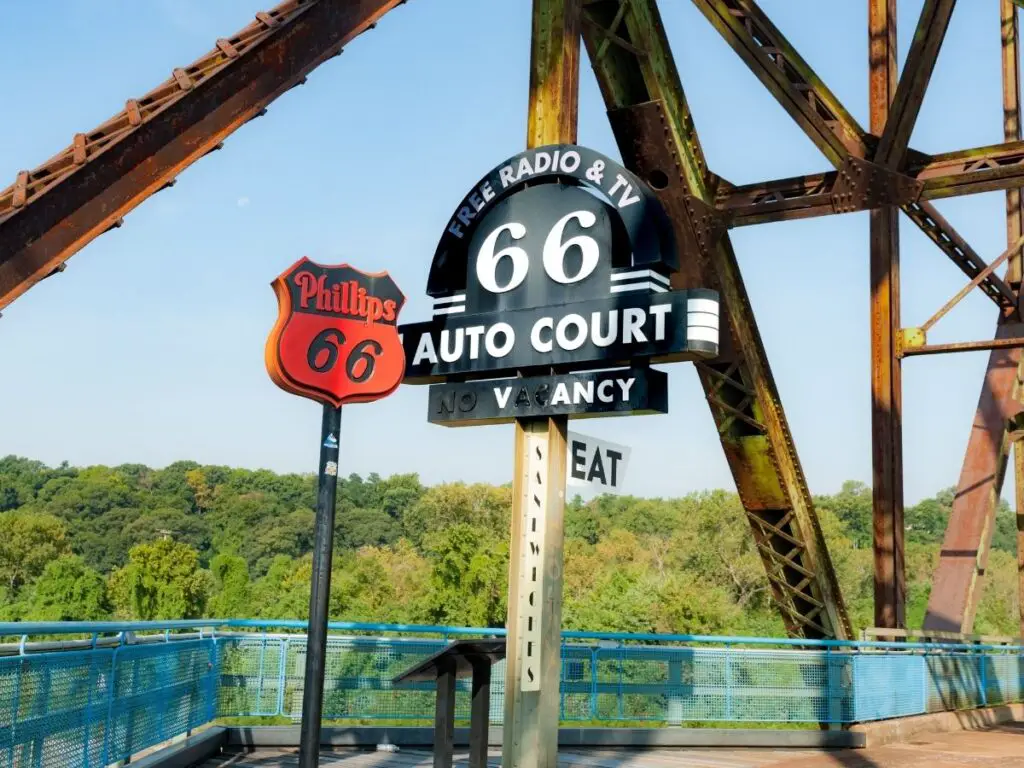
<box><xmin>3</xmin><ymin>0</ymin><xmax>1024</xmax><ymax>640</ymax></box>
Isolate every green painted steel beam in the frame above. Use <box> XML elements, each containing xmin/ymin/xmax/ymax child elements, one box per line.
<box><xmin>581</xmin><ymin>0</ymin><xmax>852</xmax><ymax>640</ymax></box>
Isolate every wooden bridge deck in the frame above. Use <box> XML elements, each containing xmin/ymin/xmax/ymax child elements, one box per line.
<box><xmin>197</xmin><ymin>722</ymin><xmax>1024</xmax><ymax>768</ymax></box>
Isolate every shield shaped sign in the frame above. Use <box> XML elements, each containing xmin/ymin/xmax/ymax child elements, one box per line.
<box><xmin>265</xmin><ymin>258</ymin><xmax>406</xmax><ymax>407</ymax></box>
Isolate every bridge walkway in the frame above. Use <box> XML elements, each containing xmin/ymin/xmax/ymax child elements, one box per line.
<box><xmin>196</xmin><ymin>722</ymin><xmax>1024</xmax><ymax>768</ymax></box>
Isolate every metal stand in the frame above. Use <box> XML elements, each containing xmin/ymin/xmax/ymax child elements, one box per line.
<box><xmin>298</xmin><ymin>404</ymin><xmax>342</xmax><ymax>768</ymax></box>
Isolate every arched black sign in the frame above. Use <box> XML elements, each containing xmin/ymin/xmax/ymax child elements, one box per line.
<box><xmin>426</xmin><ymin>144</ymin><xmax>677</xmax><ymax>298</ymax></box>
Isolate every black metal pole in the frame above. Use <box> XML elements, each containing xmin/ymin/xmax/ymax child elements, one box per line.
<box><xmin>298</xmin><ymin>404</ymin><xmax>342</xmax><ymax>768</ymax></box>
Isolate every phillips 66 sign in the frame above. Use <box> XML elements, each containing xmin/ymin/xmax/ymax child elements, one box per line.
<box><xmin>397</xmin><ymin>144</ymin><xmax>720</xmax><ymax>424</ymax></box>
<box><xmin>266</xmin><ymin>258</ymin><xmax>406</xmax><ymax>408</ymax></box>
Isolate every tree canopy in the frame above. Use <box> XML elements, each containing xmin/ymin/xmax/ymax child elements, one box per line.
<box><xmin>0</xmin><ymin>455</ymin><xmax>1019</xmax><ymax>636</ymax></box>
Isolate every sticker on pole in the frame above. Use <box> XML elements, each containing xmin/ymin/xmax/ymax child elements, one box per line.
<box><xmin>566</xmin><ymin>431</ymin><xmax>630</xmax><ymax>492</ymax></box>
<box><xmin>265</xmin><ymin>258</ymin><xmax>406</xmax><ymax>407</ymax></box>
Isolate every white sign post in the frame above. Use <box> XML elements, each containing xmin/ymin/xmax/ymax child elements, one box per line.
<box><xmin>566</xmin><ymin>431</ymin><xmax>631</xmax><ymax>493</ymax></box>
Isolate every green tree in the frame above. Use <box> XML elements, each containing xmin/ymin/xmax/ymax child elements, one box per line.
<box><xmin>905</xmin><ymin>487</ymin><xmax>954</xmax><ymax>546</ymax></box>
<box><xmin>122</xmin><ymin>508</ymin><xmax>211</xmax><ymax>562</ymax></box>
<box><xmin>110</xmin><ymin>539</ymin><xmax>211</xmax><ymax>620</ymax></box>
<box><xmin>422</xmin><ymin>523</ymin><xmax>508</xmax><ymax>627</ymax></box>
<box><xmin>990</xmin><ymin>498</ymin><xmax>1018</xmax><ymax>554</ymax></box>
<box><xmin>208</xmin><ymin>553</ymin><xmax>251</xmax><ymax>618</ymax></box>
<box><xmin>815</xmin><ymin>481</ymin><xmax>872</xmax><ymax>549</ymax></box>
<box><xmin>26</xmin><ymin>555</ymin><xmax>110</xmax><ymax>621</ymax></box>
<box><xmin>0</xmin><ymin>511</ymin><xmax>71</xmax><ymax>593</ymax></box>
<box><xmin>403</xmin><ymin>483</ymin><xmax>511</xmax><ymax>545</ymax></box>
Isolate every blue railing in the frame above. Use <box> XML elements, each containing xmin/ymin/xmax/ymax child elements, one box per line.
<box><xmin>0</xmin><ymin>620</ymin><xmax>1021</xmax><ymax>767</ymax></box>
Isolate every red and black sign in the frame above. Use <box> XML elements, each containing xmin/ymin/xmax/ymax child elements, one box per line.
<box><xmin>265</xmin><ymin>258</ymin><xmax>406</xmax><ymax>407</ymax></box>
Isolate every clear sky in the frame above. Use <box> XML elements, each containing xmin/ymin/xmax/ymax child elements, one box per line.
<box><xmin>0</xmin><ymin>0</ymin><xmax>1016</xmax><ymax>503</ymax></box>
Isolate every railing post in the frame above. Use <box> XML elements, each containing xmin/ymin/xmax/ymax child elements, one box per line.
<box><xmin>256</xmin><ymin>634</ymin><xmax>268</xmax><ymax>715</ymax></box>
<box><xmin>82</xmin><ymin>646</ymin><xmax>99</xmax><ymax>768</ymax></box>
<box><xmin>825</xmin><ymin>646</ymin><xmax>842</xmax><ymax>726</ymax></box>
<box><xmin>979</xmin><ymin>646</ymin><xmax>988</xmax><ymax>708</ymax></box>
<box><xmin>31</xmin><ymin>663</ymin><xmax>51</xmax><ymax>768</ymax></box>
<box><xmin>276</xmin><ymin>638</ymin><xmax>288</xmax><ymax>717</ymax></box>
<box><xmin>208</xmin><ymin>634</ymin><xmax>220</xmax><ymax>726</ymax></box>
<box><xmin>922</xmin><ymin>648</ymin><xmax>930</xmax><ymax>714</ymax></box>
<box><xmin>100</xmin><ymin>637</ymin><xmax>122</xmax><ymax>767</ymax></box>
<box><xmin>667</xmin><ymin>652</ymin><xmax>683</xmax><ymax>726</ymax></box>
<box><xmin>589</xmin><ymin>648</ymin><xmax>598</xmax><ymax>722</ymax></box>
<box><xmin>10</xmin><ymin>642</ymin><xmax>24</xmax><ymax>768</ymax></box>
<box><xmin>617</xmin><ymin>646</ymin><xmax>624</xmax><ymax>721</ymax></box>
<box><xmin>125</xmin><ymin>644</ymin><xmax>139</xmax><ymax>762</ymax></box>
<box><xmin>725</xmin><ymin>643</ymin><xmax>733</xmax><ymax>722</ymax></box>
<box><xmin>559</xmin><ymin>642</ymin><xmax>566</xmax><ymax>723</ymax></box>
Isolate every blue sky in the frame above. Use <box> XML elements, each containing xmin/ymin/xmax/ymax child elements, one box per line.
<box><xmin>0</xmin><ymin>1</ymin><xmax>1015</xmax><ymax>503</ymax></box>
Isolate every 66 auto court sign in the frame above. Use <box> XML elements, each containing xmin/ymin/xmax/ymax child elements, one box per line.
<box><xmin>399</xmin><ymin>144</ymin><xmax>720</xmax><ymax>414</ymax></box>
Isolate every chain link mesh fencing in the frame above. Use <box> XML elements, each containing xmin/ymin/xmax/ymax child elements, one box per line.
<box><xmin>0</xmin><ymin>623</ymin><xmax>1022</xmax><ymax>767</ymax></box>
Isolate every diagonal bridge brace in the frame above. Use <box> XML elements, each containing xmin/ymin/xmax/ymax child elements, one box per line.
<box><xmin>583</xmin><ymin>0</ymin><xmax>851</xmax><ymax>639</ymax></box>
<box><xmin>0</xmin><ymin>0</ymin><xmax>407</xmax><ymax>312</ymax></box>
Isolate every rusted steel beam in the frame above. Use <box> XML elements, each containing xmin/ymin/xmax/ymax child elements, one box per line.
<box><xmin>903</xmin><ymin>200</ymin><xmax>1017</xmax><ymax>308</ymax></box>
<box><xmin>1003</xmin><ymin>0</ymin><xmax>1024</xmax><ymax>290</ymax></box>
<box><xmin>911</xmin><ymin>139</ymin><xmax>1024</xmax><ymax>199</ymax></box>
<box><xmin>1016</xmin><ymin>437</ymin><xmax>1024</xmax><ymax>637</ymax></box>
<box><xmin>684</xmin><ymin>0</ymin><xmax>1002</xmax><ymax>326</ymax></box>
<box><xmin>689</xmin><ymin>0</ymin><xmax>868</xmax><ymax>166</ymax></box>
<box><xmin>724</xmin><ymin>154</ymin><xmax>1024</xmax><ymax>215</ymax></box>
<box><xmin>1006</xmin><ymin>0</ymin><xmax>1024</xmax><ymax>641</ymax></box>
<box><xmin>922</xmin><ymin>320</ymin><xmax>1024</xmax><ymax>631</ymax></box>
<box><xmin>583</xmin><ymin>0</ymin><xmax>851</xmax><ymax>640</ymax></box>
<box><xmin>716</xmin><ymin>171</ymin><xmax>838</xmax><ymax>227</ymax></box>
<box><xmin>902</xmin><ymin>336</ymin><xmax>1024</xmax><ymax>357</ymax></box>
<box><xmin>874</xmin><ymin>0</ymin><xmax>958</xmax><ymax>170</ymax></box>
<box><xmin>0</xmin><ymin>0</ymin><xmax>404</xmax><ymax>311</ymax></box>
<box><xmin>869</xmin><ymin>0</ymin><xmax>905</xmax><ymax>631</ymax></box>
<box><xmin>920</xmin><ymin>234</ymin><xmax>1024</xmax><ymax>335</ymax></box>
<box><xmin>718</xmin><ymin>175</ymin><xmax>1016</xmax><ymax>309</ymax></box>
<box><xmin>924</xmin><ymin>0</ymin><xmax>1024</xmax><ymax>634</ymax></box>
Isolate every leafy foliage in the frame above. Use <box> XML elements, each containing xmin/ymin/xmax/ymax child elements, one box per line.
<box><xmin>0</xmin><ymin>455</ymin><xmax>1020</xmax><ymax>635</ymax></box>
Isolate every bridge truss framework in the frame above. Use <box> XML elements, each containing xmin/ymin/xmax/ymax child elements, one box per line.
<box><xmin>2</xmin><ymin>0</ymin><xmax>1024</xmax><ymax>640</ymax></box>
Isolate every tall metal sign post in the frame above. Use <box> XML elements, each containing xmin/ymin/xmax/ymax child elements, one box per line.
<box><xmin>265</xmin><ymin>258</ymin><xmax>406</xmax><ymax>768</ymax></box>
<box><xmin>397</xmin><ymin>8</ymin><xmax>720</xmax><ymax>759</ymax></box>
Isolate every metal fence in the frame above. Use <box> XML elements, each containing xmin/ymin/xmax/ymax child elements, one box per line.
<box><xmin>0</xmin><ymin>628</ymin><xmax>217</xmax><ymax>768</ymax></box>
<box><xmin>0</xmin><ymin>620</ymin><xmax>1021</xmax><ymax>767</ymax></box>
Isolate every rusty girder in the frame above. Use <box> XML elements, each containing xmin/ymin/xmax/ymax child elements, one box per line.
<box><xmin>869</xmin><ymin>0</ymin><xmax>905</xmax><ymax>631</ymax></box>
<box><xmin>584</xmin><ymin>0</ymin><xmax>851</xmax><ymax>640</ymax></box>
<box><xmin>874</xmin><ymin>0</ymin><xmax>958</xmax><ymax>170</ymax></box>
<box><xmin>720</xmin><ymin>141</ymin><xmax>1024</xmax><ymax>211</ymax></box>
<box><xmin>689</xmin><ymin>0</ymin><xmax>868</xmax><ymax>165</ymax></box>
<box><xmin>690</xmin><ymin>0</ymin><xmax>1010</xmax><ymax>315</ymax></box>
<box><xmin>923</xmin><ymin>0</ymin><xmax>1024</xmax><ymax>634</ymax></box>
<box><xmin>0</xmin><ymin>0</ymin><xmax>405</xmax><ymax>311</ymax></box>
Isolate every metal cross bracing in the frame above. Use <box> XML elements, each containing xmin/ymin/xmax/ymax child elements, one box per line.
<box><xmin>3</xmin><ymin>0</ymin><xmax>1024</xmax><ymax>638</ymax></box>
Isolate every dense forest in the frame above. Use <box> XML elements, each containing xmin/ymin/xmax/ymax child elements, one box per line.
<box><xmin>0</xmin><ymin>455</ymin><xmax>1020</xmax><ymax>636</ymax></box>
